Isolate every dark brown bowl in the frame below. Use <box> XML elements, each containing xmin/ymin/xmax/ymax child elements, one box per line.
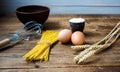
<box><xmin>16</xmin><ymin>5</ymin><xmax>50</xmax><ymax>25</ymax></box>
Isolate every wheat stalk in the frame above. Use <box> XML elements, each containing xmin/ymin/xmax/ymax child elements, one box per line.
<box><xmin>73</xmin><ymin>22</ymin><xmax>120</xmax><ymax>64</ymax></box>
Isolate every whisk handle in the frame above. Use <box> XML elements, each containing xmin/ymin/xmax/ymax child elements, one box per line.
<box><xmin>0</xmin><ymin>38</ymin><xmax>10</xmax><ymax>48</ymax></box>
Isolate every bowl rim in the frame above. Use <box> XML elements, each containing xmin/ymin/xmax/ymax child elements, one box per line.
<box><xmin>16</xmin><ymin>5</ymin><xmax>50</xmax><ymax>14</ymax></box>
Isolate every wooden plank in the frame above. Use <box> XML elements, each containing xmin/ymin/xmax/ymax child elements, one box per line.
<box><xmin>1</xmin><ymin>0</ymin><xmax>120</xmax><ymax>14</ymax></box>
<box><xmin>2</xmin><ymin>0</ymin><xmax>120</xmax><ymax>5</ymax></box>
<box><xmin>0</xmin><ymin>14</ymin><xmax>120</xmax><ymax>72</ymax></box>
<box><xmin>0</xmin><ymin>67</ymin><xmax>120</xmax><ymax>72</ymax></box>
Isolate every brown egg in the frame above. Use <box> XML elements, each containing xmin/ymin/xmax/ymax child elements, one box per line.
<box><xmin>58</xmin><ymin>29</ymin><xmax>72</xmax><ymax>43</ymax></box>
<box><xmin>71</xmin><ymin>31</ymin><xmax>85</xmax><ymax>45</ymax></box>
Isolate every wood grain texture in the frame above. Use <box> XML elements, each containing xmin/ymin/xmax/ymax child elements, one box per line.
<box><xmin>0</xmin><ymin>14</ymin><xmax>120</xmax><ymax>72</ymax></box>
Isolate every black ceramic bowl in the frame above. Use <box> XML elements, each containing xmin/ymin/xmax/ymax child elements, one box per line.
<box><xmin>16</xmin><ymin>5</ymin><xmax>50</xmax><ymax>25</ymax></box>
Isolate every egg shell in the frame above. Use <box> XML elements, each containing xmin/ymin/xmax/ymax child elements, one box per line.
<box><xmin>58</xmin><ymin>29</ymin><xmax>72</xmax><ymax>43</ymax></box>
<box><xmin>71</xmin><ymin>31</ymin><xmax>85</xmax><ymax>45</ymax></box>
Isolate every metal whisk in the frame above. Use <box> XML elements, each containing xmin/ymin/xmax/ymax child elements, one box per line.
<box><xmin>0</xmin><ymin>21</ymin><xmax>42</xmax><ymax>48</ymax></box>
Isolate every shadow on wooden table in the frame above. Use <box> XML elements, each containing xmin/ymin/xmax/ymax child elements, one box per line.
<box><xmin>0</xmin><ymin>41</ymin><xmax>21</xmax><ymax>52</ymax></box>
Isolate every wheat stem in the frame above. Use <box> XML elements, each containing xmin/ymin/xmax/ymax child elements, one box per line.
<box><xmin>73</xmin><ymin>22</ymin><xmax>120</xmax><ymax>64</ymax></box>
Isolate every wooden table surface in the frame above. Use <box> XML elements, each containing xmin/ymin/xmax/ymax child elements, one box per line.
<box><xmin>0</xmin><ymin>14</ymin><xmax>120</xmax><ymax>72</ymax></box>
